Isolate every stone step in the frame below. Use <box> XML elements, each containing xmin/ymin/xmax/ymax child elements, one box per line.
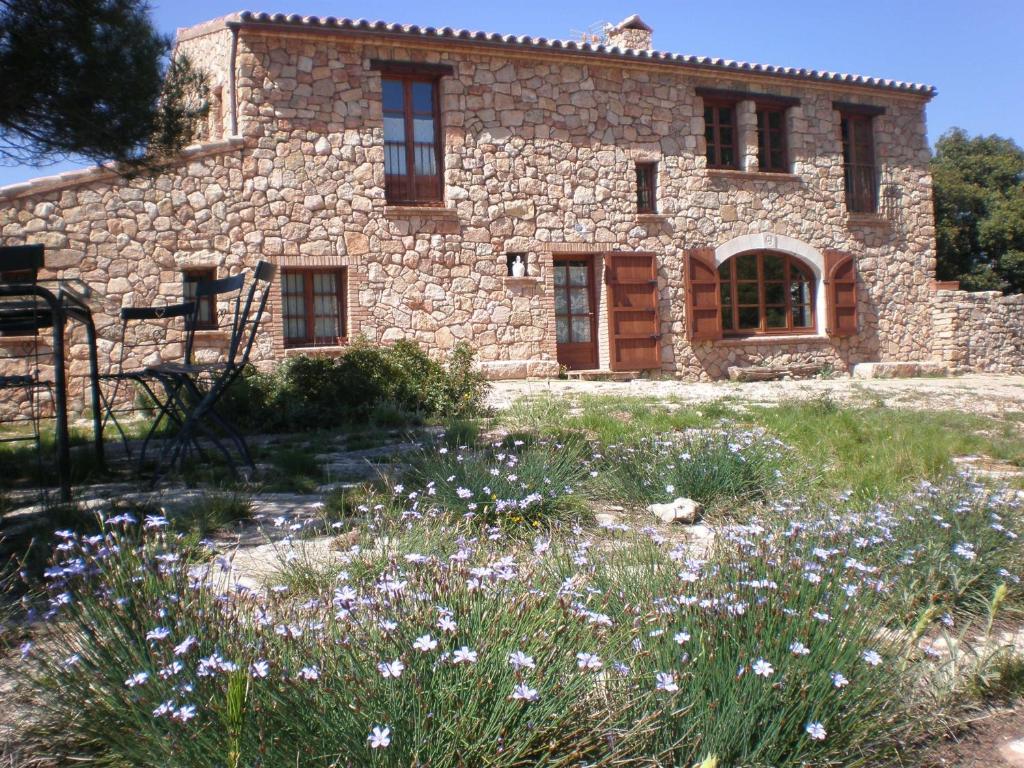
<box><xmin>851</xmin><ymin>361</ymin><xmax>949</xmax><ymax>379</ymax></box>
<box><xmin>565</xmin><ymin>369</ymin><xmax>636</xmax><ymax>382</ymax></box>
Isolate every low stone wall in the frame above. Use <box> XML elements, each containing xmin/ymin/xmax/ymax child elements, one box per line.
<box><xmin>932</xmin><ymin>289</ymin><xmax>1024</xmax><ymax>373</ymax></box>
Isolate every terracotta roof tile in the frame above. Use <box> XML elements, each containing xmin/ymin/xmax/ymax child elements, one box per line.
<box><xmin>222</xmin><ymin>10</ymin><xmax>935</xmax><ymax>97</ymax></box>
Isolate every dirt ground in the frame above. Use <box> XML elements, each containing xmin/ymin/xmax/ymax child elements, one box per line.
<box><xmin>920</xmin><ymin>707</ymin><xmax>1024</xmax><ymax>767</ymax></box>
<box><xmin>486</xmin><ymin>373</ymin><xmax>1024</xmax><ymax>416</ymax></box>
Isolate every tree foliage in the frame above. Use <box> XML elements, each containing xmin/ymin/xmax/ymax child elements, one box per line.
<box><xmin>932</xmin><ymin>128</ymin><xmax>1024</xmax><ymax>293</ymax></box>
<box><xmin>0</xmin><ymin>0</ymin><xmax>208</xmax><ymax>172</ymax></box>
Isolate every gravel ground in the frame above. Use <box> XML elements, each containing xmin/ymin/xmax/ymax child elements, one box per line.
<box><xmin>486</xmin><ymin>373</ymin><xmax>1024</xmax><ymax>417</ymax></box>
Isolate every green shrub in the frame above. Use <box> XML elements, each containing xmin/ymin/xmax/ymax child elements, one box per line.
<box><xmin>218</xmin><ymin>339</ymin><xmax>488</xmax><ymax>433</ymax></box>
<box><xmin>598</xmin><ymin>428</ymin><xmax>787</xmax><ymax>509</ymax></box>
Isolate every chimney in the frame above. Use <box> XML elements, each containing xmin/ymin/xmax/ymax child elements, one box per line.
<box><xmin>604</xmin><ymin>14</ymin><xmax>653</xmax><ymax>51</ymax></box>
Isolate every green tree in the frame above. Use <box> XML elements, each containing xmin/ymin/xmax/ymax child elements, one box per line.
<box><xmin>932</xmin><ymin>128</ymin><xmax>1024</xmax><ymax>293</ymax></box>
<box><xmin>0</xmin><ymin>0</ymin><xmax>208</xmax><ymax>172</ymax></box>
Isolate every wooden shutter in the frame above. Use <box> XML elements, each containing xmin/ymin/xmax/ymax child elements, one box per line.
<box><xmin>824</xmin><ymin>250</ymin><xmax>857</xmax><ymax>337</ymax></box>
<box><xmin>606</xmin><ymin>252</ymin><xmax>661</xmax><ymax>371</ymax></box>
<box><xmin>684</xmin><ymin>248</ymin><xmax>722</xmax><ymax>341</ymax></box>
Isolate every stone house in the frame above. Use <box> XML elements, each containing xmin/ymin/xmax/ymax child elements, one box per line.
<box><xmin>1</xmin><ymin>10</ymin><xmax>1021</xmax><ymax>413</ymax></box>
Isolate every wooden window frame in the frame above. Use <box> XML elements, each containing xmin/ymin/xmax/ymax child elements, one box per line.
<box><xmin>381</xmin><ymin>72</ymin><xmax>444</xmax><ymax>206</ymax></box>
<box><xmin>840</xmin><ymin>112</ymin><xmax>878</xmax><ymax>213</ymax></box>
<box><xmin>182</xmin><ymin>268</ymin><xmax>218</xmax><ymax>330</ymax></box>
<box><xmin>718</xmin><ymin>252</ymin><xmax>816</xmax><ymax>337</ymax></box>
<box><xmin>635</xmin><ymin>161</ymin><xmax>657</xmax><ymax>213</ymax></box>
<box><xmin>281</xmin><ymin>267</ymin><xmax>347</xmax><ymax>349</ymax></box>
<box><xmin>756</xmin><ymin>104</ymin><xmax>789</xmax><ymax>173</ymax></box>
<box><xmin>703</xmin><ymin>99</ymin><xmax>739</xmax><ymax>170</ymax></box>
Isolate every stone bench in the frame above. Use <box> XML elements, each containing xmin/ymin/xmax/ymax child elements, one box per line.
<box><xmin>726</xmin><ymin>363</ymin><xmax>825</xmax><ymax>382</ymax></box>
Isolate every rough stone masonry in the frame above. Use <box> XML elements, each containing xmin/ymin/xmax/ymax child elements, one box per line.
<box><xmin>0</xmin><ymin>11</ymin><xmax>1022</xmax><ymax>416</ymax></box>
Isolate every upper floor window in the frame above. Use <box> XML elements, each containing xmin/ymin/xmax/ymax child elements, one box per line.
<box><xmin>756</xmin><ymin>105</ymin><xmax>788</xmax><ymax>173</ymax></box>
<box><xmin>718</xmin><ymin>252</ymin><xmax>815</xmax><ymax>335</ymax></box>
<box><xmin>182</xmin><ymin>268</ymin><xmax>217</xmax><ymax>330</ymax></box>
<box><xmin>840</xmin><ymin>111</ymin><xmax>878</xmax><ymax>213</ymax></box>
<box><xmin>281</xmin><ymin>268</ymin><xmax>346</xmax><ymax>348</ymax></box>
<box><xmin>635</xmin><ymin>162</ymin><xmax>657</xmax><ymax>213</ymax></box>
<box><xmin>382</xmin><ymin>76</ymin><xmax>442</xmax><ymax>205</ymax></box>
<box><xmin>704</xmin><ymin>102</ymin><xmax>738</xmax><ymax>169</ymax></box>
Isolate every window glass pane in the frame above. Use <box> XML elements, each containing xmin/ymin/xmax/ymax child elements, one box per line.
<box><xmin>414</xmin><ymin>144</ymin><xmax>436</xmax><ymax>176</ymax></box>
<box><xmin>735</xmin><ymin>254</ymin><xmax>758</xmax><ymax>280</ymax></box>
<box><xmin>763</xmin><ymin>254</ymin><xmax>785</xmax><ymax>280</ymax></box>
<box><xmin>569</xmin><ymin>287</ymin><xmax>590</xmax><ymax>314</ymax></box>
<box><xmin>720</xmin><ymin>147</ymin><xmax>734</xmax><ymax>167</ymax></box>
<box><xmin>413</xmin><ymin>116</ymin><xmax>434</xmax><ymax>143</ymax></box>
<box><xmin>720</xmin><ymin>282</ymin><xmax>732</xmax><ymax>306</ymax></box>
<box><xmin>721</xmin><ymin>306</ymin><xmax>734</xmax><ymax>330</ymax></box>
<box><xmin>738</xmin><ymin>307</ymin><xmax>760</xmax><ymax>329</ymax></box>
<box><xmin>717</xmin><ymin>107</ymin><xmax>733</xmax><ymax>126</ymax></box>
<box><xmin>556</xmin><ymin>316</ymin><xmax>569</xmax><ymax>343</ymax></box>
<box><xmin>568</xmin><ymin>264</ymin><xmax>588</xmax><ymax>286</ymax></box>
<box><xmin>385</xmin><ymin>145</ymin><xmax>407</xmax><ymax>176</ymax></box>
<box><xmin>553</xmin><ymin>266</ymin><xmax>567</xmax><ymax>286</ymax></box>
<box><xmin>384</xmin><ymin>115</ymin><xmax>405</xmax><ymax>142</ymax></box>
<box><xmin>793</xmin><ymin>304</ymin><xmax>813</xmax><ymax>328</ymax></box>
<box><xmin>791</xmin><ymin>279</ymin><xmax>812</xmax><ymax>306</ymax></box>
<box><xmin>737</xmin><ymin>282</ymin><xmax>759</xmax><ymax>304</ymax></box>
<box><xmin>718</xmin><ymin>262</ymin><xmax>730</xmax><ymax>279</ymax></box>
<box><xmin>765</xmin><ymin>306</ymin><xmax>787</xmax><ymax>328</ymax></box>
<box><xmin>411</xmin><ymin>82</ymin><xmax>434</xmax><ymax>113</ymax></box>
<box><xmin>382</xmin><ymin>80</ymin><xmax>404</xmax><ymax>111</ymax></box>
<box><xmin>554</xmin><ymin>289</ymin><xmax>568</xmax><ymax>314</ymax></box>
<box><xmin>571</xmin><ymin>316</ymin><xmax>591</xmax><ymax>343</ymax></box>
<box><xmin>764</xmin><ymin>282</ymin><xmax>786</xmax><ymax>305</ymax></box>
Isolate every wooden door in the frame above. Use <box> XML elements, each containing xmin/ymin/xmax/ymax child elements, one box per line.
<box><xmin>553</xmin><ymin>256</ymin><xmax>598</xmax><ymax>370</ymax></box>
<box><xmin>607</xmin><ymin>252</ymin><xmax>661</xmax><ymax>371</ymax></box>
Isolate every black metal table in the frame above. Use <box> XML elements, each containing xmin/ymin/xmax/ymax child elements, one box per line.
<box><xmin>0</xmin><ymin>280</ymin><xmax>104</xmax><ymax>501</ymax></box>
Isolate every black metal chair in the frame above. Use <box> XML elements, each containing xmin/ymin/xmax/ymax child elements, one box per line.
<box><xmin>97</xmin><ymin>301</ymin><xmax>197</xmax><ymax>465</ymax></box>
<box><xmin>0</xmin><ymin>245</ymin><xmax>52</xmax><ymax>456</ymax></box>
<box><xmin>147</xmin><ymin>261</ymin><xmax>276</xmax><ymax>480</ymax></box>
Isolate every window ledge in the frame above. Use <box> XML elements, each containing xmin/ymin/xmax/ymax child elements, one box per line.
<box><xmin>504</xmin><ymin>275</ymin><xmax>543</xmax><ymax>287</ymax></box>
<box><xmin>193</xmin><ymin>330</ymin><xmax>229</xmax><ymax>341</ymax></box>
<box><xmin>708</xmin><ymin>169</ymin><xmax>802</xmax><ymax>182</ymax></box>
<box><xmin>636</xmin><ymin>213</ymin><xmax>669</xmax><ymax>223</ymax></box>
<box><xmin>384</xmin><ymin>204</ymin><xmax>458</xmax><ymax>220</ymax></box>
<box><xmin>717</xmin><ymin>334</ymin><xmax>830</xmax><ymax>346</ymax></box>
<box><xmin>846</xmin><ymin>212</ymin><xmax>889</xmax><ymax>228</ymax></box>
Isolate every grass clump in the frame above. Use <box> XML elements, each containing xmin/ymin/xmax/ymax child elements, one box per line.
<box><xmin>405</xmin><ymin>432</ymin><xmax>596</xmax><ymax>530</ymax></box>
<box><xmin>597</xmin><ymin>428</ymin><xmax>786</xmax><ymax>509</ymax></box>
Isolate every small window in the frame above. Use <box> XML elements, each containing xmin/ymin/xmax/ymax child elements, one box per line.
<box><xmin>281</xmin><ymin>268</ymin><xmax>346</xmax><ymax>348</ymax></box>
<box><xmin>704</xmin><ymin>101</ymin><xmax>738</xmax><ymax>169</ymax></box>
<box><xmin>382</xmin><ymin>75</ymin><xmax>442</xmax><ymax>204</ymax></box>
<box><xmin>840</xmin><ymin>112</ymin><xmax>877</xmax><ymax>213</ymax></box>
<box><xmin>182</xmin><ymin>268</ymin><xmax>217</xmax><ymax>330</ymax></box>
<box><xmin>635</xmin><ymin>162</ymin><xmax>657</xmax><ymax>213</ymax></box>
<box><xmin>506</xmin><ymin>252</ymin><xmax>529</xmax><ymax>276</ymax></box>
<box><xmin>718</xmin><ymin>252</ymin><xmax>815</xmax><ymax>336</ymax></box>
<box><xmin>756</xmin><ymin>105</ymin><xmax>788</xmax><ymax>173</ymax></box>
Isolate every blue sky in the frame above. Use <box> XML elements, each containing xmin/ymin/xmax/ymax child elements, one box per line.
<box><xmin>1</xmin><ymin>0</ymin><xmax>1021</xmax><ymax>186</ymax></box>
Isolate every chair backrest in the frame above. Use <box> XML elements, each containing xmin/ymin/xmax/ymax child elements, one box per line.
<box><xmin>0</xmin><ymin>245</ymin><xmax>47</xmax><ymax>340</ymax></box>
<box><xmin>229</xmin><ymin>260</ymin><xmax>276</xmax><ymax>368</ymax></box>
<box><xmin>187</xmin><ymin>273</ymin><xmax>245</xmax><ymax>364</ymax></box>
<box><xmin>109</xmin><ymin>301</ymin><xmax>198</xmax><ymax>376</ymax></box>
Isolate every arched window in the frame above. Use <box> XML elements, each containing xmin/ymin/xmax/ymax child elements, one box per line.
<box><xmin>718</xmin><ymin>252</ymin><xmax>815</xmax><ymax>335</ymax></box>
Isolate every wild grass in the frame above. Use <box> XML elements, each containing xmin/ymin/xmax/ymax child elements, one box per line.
<box><xmin>500</xmin><ymin>394</ymin><xmax>1024</xmax><ymax>498</ymax></box>
<box><xmin>596</xmin><ymin>428</ymin><xmax>787</xmax><ymax>509</ymax></box>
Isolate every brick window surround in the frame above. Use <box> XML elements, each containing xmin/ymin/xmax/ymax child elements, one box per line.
<box><xmin>281</xmin><ymin>268</ymin><xmax>347</xmax><ymax>348</ymax></box>
<box><xmin>182</xmin><ymin>268</ymin><xmax>217</xmax><ymax>330</ymax></box>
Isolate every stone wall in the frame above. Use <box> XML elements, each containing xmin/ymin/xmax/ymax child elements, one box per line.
<box><xmin>932</xmin><ymin>289</ymin><xmax>1024</xmax><ymax>373</ymax></box>
<box><xmin>0</xmin><ymin>19</ymin><xmax>942</xmax><ymax>416</ymax></box>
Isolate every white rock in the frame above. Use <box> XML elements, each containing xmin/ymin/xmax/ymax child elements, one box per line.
<box><xmin>647</xmin><ymin>497</ymin><xmax>701</xmax><ymax>524</ymax></box>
